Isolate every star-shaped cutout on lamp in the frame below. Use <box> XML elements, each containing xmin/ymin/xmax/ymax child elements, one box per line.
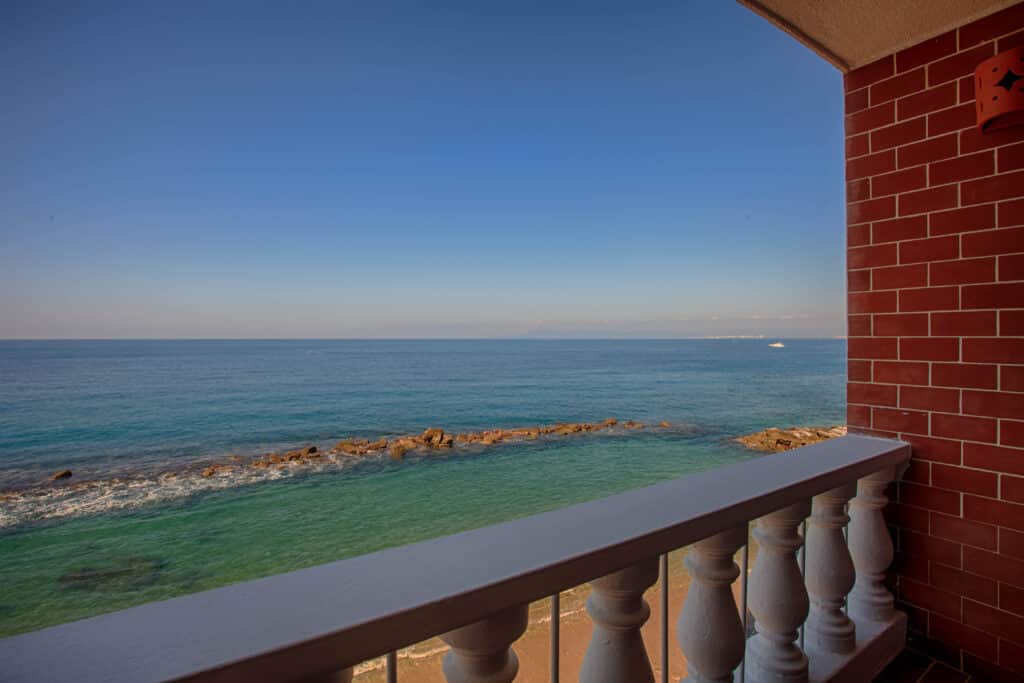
<box><xmin>995</xmin><ymin>69</ymin><xmax>1022</xmax><ymax>91</ymax></box>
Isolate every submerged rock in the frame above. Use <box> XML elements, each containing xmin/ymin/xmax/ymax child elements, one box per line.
<box><xmin>736</xmin><ymin>426</ymin><xmax>847</xmax><ymax>453</ymax></box>
<box><xmin>59</xmin><ymin>556</ymin><xmax>167</xmax><ymax>592</ymax></box>
<box><xmin>51</xmin><ymin>470</ymin><xmax>72</xmax><ymax>481</ymax></box>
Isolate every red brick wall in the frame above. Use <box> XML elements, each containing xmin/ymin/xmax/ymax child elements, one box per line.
<box><xmin>844</xmin><ymin>5</ymin><xmax>1024</xmax><ymax>680</ymax></box>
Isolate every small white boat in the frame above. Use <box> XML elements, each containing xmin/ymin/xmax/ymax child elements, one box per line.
<box><xmin>768</xmin><ymin>342</ymin><xmax>785</xmax><ymax>348</ymax></box>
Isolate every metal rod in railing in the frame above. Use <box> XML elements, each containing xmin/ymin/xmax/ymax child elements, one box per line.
<box><xmin>386</xmin><ymin>651</ymin><xmax>397</xmax><ymax>683</ymax></box>
<box><xmin>660</xmin><ymin>552</ymin><xmax>669</xmax><ymax>683</ymax></box>
<box><xmin>550</xmin><ymin>593</ymin><xmax>560</xmax><ymax>683</ymax></box>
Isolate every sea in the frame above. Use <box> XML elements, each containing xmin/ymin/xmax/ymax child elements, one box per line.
<box><xmin>0</xmin><ymin>339</ymin><xmax>845</xmax><ymax>637</ymax></box>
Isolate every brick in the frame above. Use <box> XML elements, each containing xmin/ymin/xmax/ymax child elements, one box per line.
<box><xmin>965</xmin><ymin>442</ymin><xmax>1024</xmax><ymax>476</ymax></box>
<box><xmin>931</xmin><ymin>311</ymin><xmax>997</xmax><ymax>336</ymax></box>
<box><xmin>963</xmin><ymin>227</ymin><xmax>1024</xmax><ymax>257</ymax></box>
<box><xmin>930</xmin><ymin>151</ymin><xmax>996</xmax><ymax>186</ymax></box>
<box><xmin>964</xmin><ymin>599</ymin><xmax>1024</xmax><ymax>644</ymax></box>
<box><xmin>846</xmin><ymin>55</ymin><xmax>895</xmax><ymax>91</ymax></box>
<box><xmin>848</xmin><ymin>223</ymin><xmax>870</xmax><ymax>247</ymax></box>
<box><xmin>900</xmin><ymin>235</ymin><xmax>960</xmax><ymax>264</ymax></box>
<box><xmin>1005</xmin><ymin>420</ymin><xmax>1024</xmax><ymax>448</ymax></box>
<box><xmin>930</xmin><ymin>204</ymin><xmax>996</xmax><ymax>236</ymax></box>
<box><xmin>965</xmin><ymin>546</ymin><xmax>1024</xmax><ymax>584</ymax></box>
<box><xmin>875</xmin><ymin>312</ymin><xmax>928</xmax><ymax>335</ymax></box>
<box><xmin>848</xmin><ymin>268</ymin><xmax>870</xmax><ymax>292</ymax></box>
<box><xmin>905</xmin><ymin>434</ymin><xmax>962</xmax><ymax>464</ymax></box>
<box><xmin>960</xmin><ymin>74</ymin><xmax>976</xmax><ymax>104</ymax></box>
<box><xmin>902</xmin><ymin>459</ymin><xmax>931</xmax><ymax>484</ymax></box>
<box><xmin>898</xmin><ymin>83</ymin><xmax>957</xmax><ymax>120</ymax></box>
<box><xmin>871</xmin><ymin>166</ymin><xmax>928</xmax><ymax>197</ymax></box>
<box><xmin>964</xmin><ymin>339</ymin><xmax>1024</xmax><ymax>363</ymax></box>
<box><xmin>848</xmin><ymin>358</ymin><xmax>871</xmax><ymax>381</ymax></box>
<box><xmin>901</xmin><ymin>385</ymin><xmax>959</xmax><ymax>412</ymax></box>
<box><xmin>932</xmin><ymin>413</ymin><xmax>998</xmax><ymax>442</ymax></box>
<box><xmin>888</xmin><ymin>500</ymin><xmax>930</xmax><ymax>530</ymax></box>
<box><xmin>961</xmin><ymin>125</ymin><xmax>1024</xmax><ymax>154</ymax></box>
<box><xmin>896</xmin><ymin>30</ymin><xmax>957</xmax><ymax>72</ymax></box>
<box><xmin>901</xmin><ymin>528</ymin><xmax>962</xmax><ymax>565</ymax></box>
<box><xmin>848</xmin><ymin>314</ymin><xmax>872</xmax><ymax>338</ymax></box>
<box><xmin>1001</xmin><ymin>254</ymin><xmax>1024</xmax><ymax>281</ymax></box>
<box><xmin>846</xmin><ymin>101</ymin><xmax>895</xmax><ymax>136</ymax></box>
<box><xmin>928</xmin><ymin>43</ymin><xmax>996</xmax><ymax>86</ymax></box>
<box><xmin>1002</xmin><ymin>310</ymin><xmax>1024</xmax><ymax>336</ymax></box>
<box><xmin>960</xmin><ymin>4</ymin><xmax>1024</xmax><ymax>48</ymax></box>
<box><xmin>1003</xmin><ymin>638</ymin><xmax>1024</xmax><ymax>678</ymax></box>
<box><xmin>964</xmin><ymin>390</ymin><xmax>1024</xmax><ymax>420</ymax></box>
<box><xmin>1002</xmin><ymin>528</ymin><xmax>1024</xmax><ymax>560</ymax></box>
<box><xmin>899</xmin><ymin>185</ymin><xmax>958</xmax><ymax>216</ymax></box>
<box><xmin>873</xmin><ymin>215</ymin><xmax>927</xmax><ymax>243</ymax></box>
<box><xmin>845</xmin><ymin>87</ymin><xmax>869</xmax><ymax>115</ymax></box>
<box><xmin>871</xmin><ymin>67</ymin><xmax>925</xmax><ymax>106</ymax></box>
<box><xmin>1002</xmin><ymin>366</ymin><xmax>1024</xmax><ymax>392</ymax></box>
<box><xmin>875</xmin><ymin>360</ymin><xmax>930</xmax><ymax>385</ymax></box>
<box><xmin>847</xmin><ymin>148</ymin><xmax>895</xmax><ymax>180</ymax></box>
<box><xmin>999</xmin><ymin>199</ymin><xmax>1024</xmax><ymax>228</ymax></box>
<box><xmin>930</xmin><ymin>258</ymin><xmax>997</xmax><ymax>286</ymax></box>
<box><xmin>932</xmin><ymin>462</ymin><xmax>998</xmax><ymax>496</ymax></box>
<box><xmin>898</xmin><ymin>133</ymin><xmax>958</xmax><ymax>169</ymax></box>
<box><xmin>1002</xmin><ymin>583</ymin><xmax>1024</xmax><ymax>616</ymax></box>
<box><xmin>928</xmin><ymin>102</ymin><xmax>977</xmax><ymax>136</ymax></box>
<box><xmin>874</xmin><ymin>407</ymin><xmax>929</xmax><ymax>434</ymax></box>
<box><xmin>901</xmin><ymin>337</ymin><xmax>959</xmax><ymax>361</ymax></box>
<box><xmin>849</xmin><ymin>337</ymin><xmax>898</xmax><ymax>359</ymax></box>
<box><xmin>899</xmin><ymin>286</ymin><xmax>959</xmax><ymax>312</ymax></box>
<box><xmin>848</xmin><ymin>403</ymin><xmax>871</xmax><ymax>427</ymax></box>
<box><xmin>846</xmin><ymin>134</ymin><xmax>869</xmax><ymax>159</ymax></box>
<box><xmin>999</xmin><ymin>141</ymin><xmax>1024</xmax><ymax>173</ymax></box>
<box><xmin>1005</xmin><ymin>474</ymin><xmax>1024</xmax><ymax>504</ymax></box>
<box><xmin>932</xmin><ymin>562</ymin><xmax>998</xmax><ymax>604</ymax></box>
<box><xmin>849</xmin><ymin>382</ymin><xmax>898</xmax><ymax>407</ymax></box>
<box><xmin>849</xmin><ymin>290</ymin><xmax>896</xmax><ymax>314</ymax></box>
<box><xmin>874</xmin><ymin>265</ymin><xmax>928</xmax><ymax>290</ymax></box>
<box><xmin>930</xmin><ymin>613</ymin><xmax>1000</xmax><ymax>663</ymax></box>
<box><xmin>901</xmin><ymin>576</ymin><xmax>962</xmax><ymax>620</ymax></box>
<box><xmin>1001</xmin><ymin>28</ymin><xmax>1024</xmax><ymax>52</ymax></box>
<box><xmin>963</xmin><ymin>282</ymin><xmax>1024</xmax><ymax>309</ymax></box>
<box><xmin>849</xmin><ymin>195</ymin><xmax>896</xmax><ymax>224</ymax></box>
<box><xmin>871</xmin><ymin>117</ymin><xmax>927</xmax><ymax>152</ymax></box>
<box><xmin>848</xmin><ymin>243</ymin><xmax>897</xmax><ymax>269</ymax></box>
<box><xmin>964</xmin><ymin>494</ymin><xmax>1024</xmax><ymax>532</ymax></box>
<box><xmin>964</xmin><ymin>171</ymin><xmax>1024</xmax><ymax>206</ymax></box>
<box><xmin>931</xmin><ymin>511</ymin><xmax>998</xmax><ymax>551</ymax></box>
<box><xmin>933</xmin><ymin>363</ymin><xmax>999</xmax><ymax>390</ymax></box>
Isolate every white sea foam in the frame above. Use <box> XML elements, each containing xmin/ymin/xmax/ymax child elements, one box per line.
<box><xmin>0</xmin><ymin>454</ymin><xmax>365</xmax><ymax>529</ymax></box>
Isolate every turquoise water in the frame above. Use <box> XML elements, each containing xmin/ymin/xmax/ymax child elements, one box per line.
<box><xmin>0</xmin><ymin>339</ymin><xmax>845</xmax><ymax>636</ymax></box>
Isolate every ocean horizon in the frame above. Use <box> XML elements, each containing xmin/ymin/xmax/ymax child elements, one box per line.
<box><xmin>0</xmin><ymin>338</ymin><xmax>845</xmax><ymax>637</ymax></box>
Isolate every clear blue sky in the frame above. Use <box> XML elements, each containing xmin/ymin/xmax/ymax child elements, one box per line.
<box><xmin>1</xmin><ymin>1</ymin><xmax>845</xmax><ymax>339</ymax></box>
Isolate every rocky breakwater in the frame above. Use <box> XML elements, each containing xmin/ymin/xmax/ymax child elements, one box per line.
<box><xmin>735</xmin><ymin>425</ymin><xmax>847</xmax><ymax>453</ymax></box>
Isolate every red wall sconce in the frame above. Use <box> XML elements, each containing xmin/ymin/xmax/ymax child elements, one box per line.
<box><xmin>975</xmin><ymin>46</ymin><xmax>1024</xmax><ymax>132</ymax></box>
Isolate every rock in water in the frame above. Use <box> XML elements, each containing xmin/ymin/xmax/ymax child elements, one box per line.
<box><xmin>51</xmin><ymin>470</ymin><xmax>72</xmax><ymax>480</ymax></box>
<box><xmin>735</xmin><ymin>425</ymin><xmax>847</xmax><ymax>453</ymax></box>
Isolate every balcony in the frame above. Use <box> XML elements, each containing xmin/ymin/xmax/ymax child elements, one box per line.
<box><xmin>0</xmin><ymin>435</ymin><xmax>910</xmax><ymax>682</ymax></box>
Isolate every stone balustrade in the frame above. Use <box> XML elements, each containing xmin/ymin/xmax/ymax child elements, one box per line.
<box><xmin>0</xmin><ymin>435</ymin><xmax>910</xmax><ymax>683</ymax></box>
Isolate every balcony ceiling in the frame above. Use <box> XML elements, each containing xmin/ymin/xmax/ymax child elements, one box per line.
<box><xmin>738</xmin><ymin>0</ymin><xmax>1020</xmax><ymax>71</ymax></box>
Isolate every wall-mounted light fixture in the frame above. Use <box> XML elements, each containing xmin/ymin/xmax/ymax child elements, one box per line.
<box><xmin>975</xmin><ymin>46</ymin><xmax>1024</xmax><ymax>132</ymax></box>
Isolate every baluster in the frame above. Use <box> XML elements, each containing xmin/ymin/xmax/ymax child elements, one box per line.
<box><xmin>848</xmin><ymin>467</ymin><xmax>899</xmax><ymax>622</ymax></box>
<box><xmin>804</xmin><ymin>483</ymin><xmax>857</xmax><ymax>654</ymax></box>
<box><xmin>580</xmin><ymin>558</ymin><xmax>659</xmax><ymax>683</ymax></box>
<box><xmin>677</xmin><ymin>526</ymin><xmax>746</xmax><ymax>683</ymax></box>
<box><xmin>745</xmin><ymin>501</ymin><xmax>812</xmax><ymax>683</ymax></box>
<box><xmin>440</xmin><ymin>604</ymin><xmax>529</xmax><ymax>683</ymax></box>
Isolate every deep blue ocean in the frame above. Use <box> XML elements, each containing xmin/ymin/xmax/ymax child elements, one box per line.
<box><xmin>0</xmin><ymin>339</ymin><xmax>845</xmax><ymax>636</ymax></box>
